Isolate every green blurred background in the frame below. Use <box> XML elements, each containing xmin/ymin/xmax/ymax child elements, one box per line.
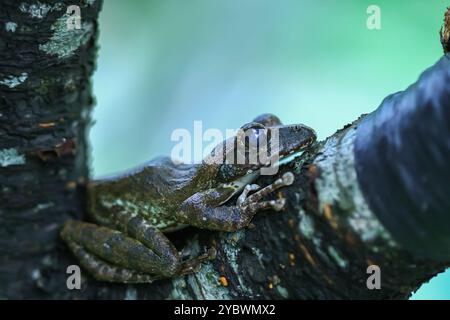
<box><xmin>90</xmin><ymin>0</ymin><xmax>449</xmax><ymax>299</ymax></box>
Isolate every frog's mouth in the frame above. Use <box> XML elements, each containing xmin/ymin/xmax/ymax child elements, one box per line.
<box><xmin>262</xmin><ymin>124</ymin><xmax>316</xmax><ymax>166</ymax></box>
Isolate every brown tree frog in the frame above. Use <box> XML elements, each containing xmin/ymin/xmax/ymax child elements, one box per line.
<box><xmin>61</xmin><ymin>114</ymin><xmax>316</xmax><ymax>283</ymax></box>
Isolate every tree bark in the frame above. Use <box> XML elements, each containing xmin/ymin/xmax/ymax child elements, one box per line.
<box><xmin>0</xmin><ymin>0</ymin><xmax>102</xmax><ymax>299</ymax></box>
<box><xmin>0</xmin><ymin>3</ymin><xmax>448</xmax><ymax>299</ymax></box>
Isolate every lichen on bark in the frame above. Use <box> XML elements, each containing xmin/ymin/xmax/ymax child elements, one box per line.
<box><xmin>0</xmin><ymin>0</ymin><xmax>103</xmax><ymax>299</ymax></box>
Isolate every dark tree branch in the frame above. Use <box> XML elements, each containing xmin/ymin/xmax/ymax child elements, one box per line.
<box><xmin>0</xmin><ymin>0</ymin><xmax>102</xmax><ymax>299</ymax></box>
<box><xmin>441</xmin><ymin>7</ymin><xmax>450</xmax><ymax>54</ymax></box>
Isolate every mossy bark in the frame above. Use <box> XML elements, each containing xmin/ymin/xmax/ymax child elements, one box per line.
<box><xmin>0</xmin><ymin>0</ymin><xmax>102</xmax><ymax>299</ymax></box>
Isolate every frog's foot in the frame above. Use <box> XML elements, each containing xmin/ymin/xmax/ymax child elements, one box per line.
<box><xmin>239</xmin><ymin>172</ymin><xmax>294</xmax><ymax>211</ymax></box>
<box><xmin>178</xmin><ymin>247</ymin><xmax>217</xmax><ymax>276</ymax></box>
<box><xmin>61</xmin><ymin>218</ymin><xmax>183</xmax><ymax>283</ymax></box>
<box><xmin>178</xmin><ymin>173</ymin><xmax>294</xmax><ymax>232</ymax></box>
<box><xmin>237</xmin><ymin>184</ymin><xmax>261</xmax><ymax>205</ymax></box>
<box><xmin>64</xmin><ymin>238</ymin><xmax>166</xmax><ymax>284</ymax></box>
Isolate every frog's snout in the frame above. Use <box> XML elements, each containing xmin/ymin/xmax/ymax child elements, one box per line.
<box><xmin>274</xmin><ymin>124</ymin><xmax>317</xmax><ymax>158</ymax></box>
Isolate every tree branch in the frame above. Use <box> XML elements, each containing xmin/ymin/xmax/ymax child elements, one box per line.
<box><xmin>0</xmin><ymin>0</ymin><xmax>102</xmax><ymax>299</ymax></box>
<box><xmin>71</xmin><ymin>54</ymin><xmax>449</xmax><ymax>300</ymax></box>
<box><xmin>0</xmin><ymin>2</ymin><xmax>448</xmax><ymax>300</ymax></box>
<box><xmin>441</xmin><ymin>7</ymin><xmax>450</xmax><ymax>54</ymax></box>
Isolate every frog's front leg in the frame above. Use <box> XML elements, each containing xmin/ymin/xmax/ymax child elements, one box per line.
<box><xmin>178</xmin><ymin>172</ymin><xmax>294</xmax><ymax>232</ymax></box>
<box><xmin>61</xmin><ymin>209</ymin><xmax>213</xmax><ymax>283</ymax></box>
<box><xmin>238</xmin><ymin>172</ymin><xmax>294</xmax><ymax>206</ymax></box>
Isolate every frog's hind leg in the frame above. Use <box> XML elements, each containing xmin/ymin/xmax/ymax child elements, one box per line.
<box><xmin>64</xmin><ymin>236</ymin><xmax>165</xmax><ymax>283</ymax></box>
<box><xmin>61</xmin><ymin>216</ymin><xmax>182</xmax><ymax>283</ymax></box>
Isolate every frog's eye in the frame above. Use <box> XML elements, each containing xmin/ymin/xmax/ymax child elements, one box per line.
<box><xmin>240</xmin><ymin>122</ymin><xmax>265</xmax><ymax>131</ymax></box>
<box><xmin>237</xmin><ymin>122</ymin><xmax>269</xmax><ymax>152</ymax></box>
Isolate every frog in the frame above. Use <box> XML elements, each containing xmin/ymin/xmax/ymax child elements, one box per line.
<box><xmin>60</xmin><ymin>113</ymin><xmax>316</xmax><ymax>283</ymax></box>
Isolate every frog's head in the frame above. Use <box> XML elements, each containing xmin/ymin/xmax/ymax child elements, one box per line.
<box><xmin>213</xmin><ymin>114</ymin><xmax>316</xmax><ymax>180</ymax></box>
<box><xmin>236</xmin><ymin>120</ymin><xmax>316</xmax><ymax>161</ymax></box>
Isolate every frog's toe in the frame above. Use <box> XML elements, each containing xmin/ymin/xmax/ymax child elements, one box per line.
<box><xmin>180</xmin><ymin>247</ymin><xmax>192</xmax><ymax>259</ymax></box>
<box><xmin>281</xmin><ymin>172</ymin><xmax>295</xmax><ymax>186</ymax></box>
<box><xmin>237</xmin><ymin>183</ymin><xmax>261</xmax><ymax>205</ymax></box>
<box><xmin>247</xmin><ymin>184</ymin><xmax>261</xmax><ymax>191</ymax></box>
<box><xmin>178</xmin><ymin>248</ymin><xmax>217</xmax><ymax>276</ymax></box>
<box><xmin>206</xmin><ymin>247</ymin><xmax>217</xmax><ymax>260</ymax></box>
<box><xmin>240</xmin><ymin>171</ymin><xmax>295</xmax><ymax>206</ymax></box>
<box><xmin>242</xmin><ymin>198</ymin><xmax>287</xmax><ymax>213</ymax></box>
<box><xmin>270</xmin><ymin>198</ymin><xmax>287</xmax><ymax>211</ymax></box>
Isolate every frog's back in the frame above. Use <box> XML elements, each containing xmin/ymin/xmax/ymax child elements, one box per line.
<box><xmin>87</xmin><ymin>156</ymin><xmax>196</xmax><ymax>231</ymax></box>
